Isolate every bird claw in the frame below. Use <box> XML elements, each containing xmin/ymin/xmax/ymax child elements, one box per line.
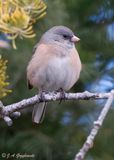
<box><xmin>39</xmin><ymin>91</ymin><xmax>45</xmax><ymax>102</ymax></box>
<box><xmin>58</xmin><ymin>88</ymin><xmax>66</xmax><ymax>104</ymax></box>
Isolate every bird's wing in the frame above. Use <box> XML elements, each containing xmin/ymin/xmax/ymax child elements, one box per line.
<box><xmin>27</xmin><ymin>79</ymin><xmax>33</xmax><ymax>89</ymax></box>
<box><xmin>26</xmin><ymin>43</ymin><xmax>57</xmax><ymax>89</ymax></box>
<box><xmin>27</xmin><ymin>43</ymin><xmax>39</xmax><ymax>89</ymax></box>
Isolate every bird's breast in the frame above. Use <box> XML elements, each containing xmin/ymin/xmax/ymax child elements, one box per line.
<box><xmin>39</xmin><ymin>52</ymin><xmax>81</xmax><ymax>91</ymax></box>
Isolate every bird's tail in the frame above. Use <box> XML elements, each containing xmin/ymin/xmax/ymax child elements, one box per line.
<box><xmin>32</xmin><ymin>102</ymin><xmax>46</xmax><ymax>124</ymax></box>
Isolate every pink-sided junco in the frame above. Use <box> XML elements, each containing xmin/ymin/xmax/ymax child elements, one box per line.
<box><xmin>27</xmin><ymin>26</ymin><xmax>82</xmax><ymax>124</ymax></box>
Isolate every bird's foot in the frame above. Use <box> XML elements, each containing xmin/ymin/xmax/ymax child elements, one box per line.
<box><xmin>57</xmin><ymin>88</ymin><xmax>66</xmax><ymax>104</ymax></box>
<box><xmin>39</xmin><ymin>91</ymin><xmax>46</xmax><ymax>102</ymax></box>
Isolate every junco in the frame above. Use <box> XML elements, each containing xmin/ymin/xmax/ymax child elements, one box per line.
<box><xmin>27</xmin><ymin>26</ymin><xmax>81</xmax><ymax>124</ymax></box>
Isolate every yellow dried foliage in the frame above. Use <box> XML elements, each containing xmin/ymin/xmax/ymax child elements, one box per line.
<box><xmin>0</xmin><ymin>56</ymin><xmax>11</xmax><ymax>98</ymax></box>
<box><xmin>10</xmin><ymin>0</ymin><xmax>47</xmax><ymax>21</ymax></box>
<box><xmin>0</xmin><ymin>0</ymin><xmax>46</xmax><ymax>49</ymax></box>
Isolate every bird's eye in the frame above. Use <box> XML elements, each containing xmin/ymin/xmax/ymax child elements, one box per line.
<box><xmin>63</xmin><ymin>35</ymin><xmax>68</xmax><ymax>39</ymax></box>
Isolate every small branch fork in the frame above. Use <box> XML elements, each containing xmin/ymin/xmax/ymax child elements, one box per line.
<box><xmin>0</xmin><ymin>90</ymin><xmax>114</xmax><ymax>160</ymax></box>
<box><xmin>74</xmin><ymin>90</ymin><xmax>114</xmax><ymax>160</ymax></box>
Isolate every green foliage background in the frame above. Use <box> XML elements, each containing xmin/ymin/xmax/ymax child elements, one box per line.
<box><xmin>0</xmin><ymin>0</ymin><xmax>114</xmax><ymax>159</ymax></box>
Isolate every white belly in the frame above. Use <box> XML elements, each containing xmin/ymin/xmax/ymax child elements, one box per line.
<box><xmin>37</xmin><ymin>56</ymin><xmax>80</xmax><ymax>91</ymax></box>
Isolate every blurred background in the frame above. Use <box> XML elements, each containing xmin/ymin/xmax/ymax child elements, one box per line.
<box><xmin>0</xmin><ymin>0</ymin><xmax>114</xmax><ymax>159</ymax></box>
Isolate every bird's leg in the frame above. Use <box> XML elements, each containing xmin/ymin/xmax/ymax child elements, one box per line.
<box><xmin>57</xmin><ymin>88</ymin><xmax>66</xmax><ymax>104</ymax></box>
<box><xmin>38</xmin><ymin>91</ymin><xmax>46</xmax><ymax>102</ymax></box>
<box><xmin>38</xmin><ymin>90</ymin><xmax>52</xmax><ymax>103</ymax></box>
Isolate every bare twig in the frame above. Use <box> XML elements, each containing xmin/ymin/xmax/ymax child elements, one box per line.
<box><xmin>75</xmin><ymin>90</ymin><xmax>114</xmax><ymax>160</ymax></box>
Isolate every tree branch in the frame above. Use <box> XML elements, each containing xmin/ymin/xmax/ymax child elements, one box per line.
<box><xmin>0</xmin><ymin>91</ymin><xmax>111</xmax><ymax>126</ymax></box>
<box><xmin>0</xmin><ymin>90</ymin><xmax>114</xmax><ymax>159</ymax></box>
<box><xmin>74</xmin><ymin>90</ymin><xmax>114</xmax><ymax>160</ymax></box>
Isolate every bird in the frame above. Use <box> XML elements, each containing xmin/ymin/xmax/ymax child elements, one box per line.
<box><xmin>27</xmin><ymin>25</ymin><xmax>82</xmax><ymax>124</ymax></box>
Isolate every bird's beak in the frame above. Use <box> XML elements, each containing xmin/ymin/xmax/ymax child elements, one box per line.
<box><xmin>71</xmin><ymin>35</ymin><xmax>80</xmax><ymax>43</ymax></box>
